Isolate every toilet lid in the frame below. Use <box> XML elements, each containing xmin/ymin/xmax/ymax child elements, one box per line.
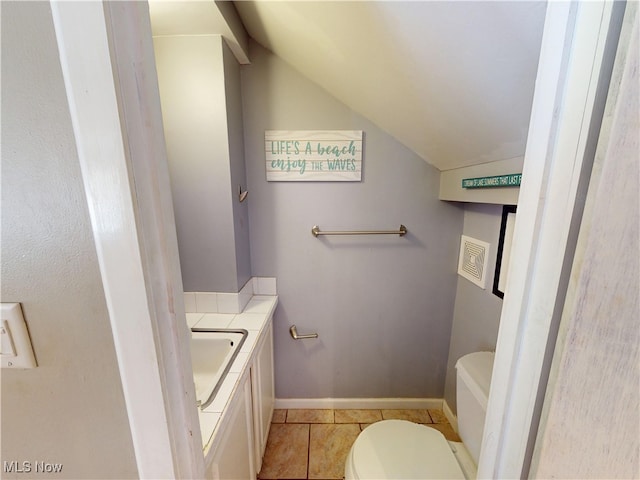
<box><xmin>350</xmin><ymin>420</ymin><xmax>465</xmax><ymax>479</ymax></box>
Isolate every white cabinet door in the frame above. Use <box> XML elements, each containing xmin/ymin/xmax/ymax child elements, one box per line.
<box><xmin>251</xmin><ymin>322</ymin><xmax>275</xmax><ymax>471</ymax></box>
<box><xmin>208</xmin><ymin>373</ymin><xmax>255</xmax><ymax>480</ymax></box>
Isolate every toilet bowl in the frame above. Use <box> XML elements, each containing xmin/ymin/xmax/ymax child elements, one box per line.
<box><xmin>345</xmin><ymin>351</ymin><xmax>494</xmax><ymax>479</ymax></box>
<box><xmin>344</xmin><ymin>420</ymin><xmax>473</xmax><ymax>479</ymax></box>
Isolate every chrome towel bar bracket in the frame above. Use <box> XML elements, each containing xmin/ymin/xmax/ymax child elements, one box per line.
<box><xmin>289</xmin><ymin>325</ymin><xmax>318</xmax><ymax>340</ymax></box>
<box><xmin>311</xmin><ymin>225</ymin><xmax>407</xmax><ymax>237</ymax></box>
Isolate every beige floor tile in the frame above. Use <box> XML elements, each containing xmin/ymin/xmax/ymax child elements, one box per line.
<box><xmin>381</xmin><ymin>409</ymin><xmax>432</xmax><ymax>423</ymax></box>
<box><xmin>287</xmin><ymin>409</ymin><xmax>334</xmax><ymax>423</ymax></box>
<box><xmin>271</xmin><ymin>409</ymin><xmax>287</xmax><ymax>423</ymax></box>
<box><xmin>428</xmin><ymin>408</ymin><xmax>449</xmax><ymax>424</ymax></box>
<box><xmin>423</xmin><ymin>422</ymin><xmax>461</xmax><ymax>442</ymax></box>
<box><xmin>335</xmin><ymin>409</ymin><xmax>382</xmax><ymax>424</ymax></box>
<box><xmin>258</xmin><ymin>424</ymin><xmax>309</xmax><ymax>479</ymax></box>
<box><xmin>308</xmin><ymin>424</ymin><xmax>360</xmax><ymax>479</ymax></box>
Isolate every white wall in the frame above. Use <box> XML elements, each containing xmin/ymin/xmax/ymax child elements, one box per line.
<box><xmin>242</xmin><ymin>41</ymin><xmax>464</xmax><ymax>399</ymax></box>
<box><xmin>443</xmin><ymin>204</ymin><xmax>505</xmax><ymax>413</ymax></box>
<box><xmin>1</xmin><ymin>3</ymin><xmax>137</xmax><ymax>478</ymax></box>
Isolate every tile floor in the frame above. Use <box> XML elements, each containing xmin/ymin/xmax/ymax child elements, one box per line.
<box><xmin>258</xmin><ymin>408</ymin><xmax>460</xmax><ymax>480</ymax></box>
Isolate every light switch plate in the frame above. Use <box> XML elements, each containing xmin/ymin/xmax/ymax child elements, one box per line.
<box><xmin>1</xmin><ymin>303</ymin><xmax>37</xmax><ymax>368</ymax></box>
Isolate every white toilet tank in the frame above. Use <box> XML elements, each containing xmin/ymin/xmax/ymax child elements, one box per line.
<box><xmin>455</xmin><ymin>351</ymin><xmax>495</xmax><ymax>466</ymax></box>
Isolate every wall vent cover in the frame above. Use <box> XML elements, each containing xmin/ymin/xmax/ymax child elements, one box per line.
<box><xmin>458</xmin><ymin>235</ymin><xmax>491</xmax><ymax>289</ymax></box>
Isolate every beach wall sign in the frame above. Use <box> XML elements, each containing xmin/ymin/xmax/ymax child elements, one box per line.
<box><xmin>265</xmin><ymin>130</ymin><xmax>363</xmax><ymax>181</ymax></box>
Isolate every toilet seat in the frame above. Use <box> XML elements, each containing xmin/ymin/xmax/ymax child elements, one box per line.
<box><xmin>345</xmin><ymin>420</ymin><xmax>466</xmax><ymax>479</ymax></box>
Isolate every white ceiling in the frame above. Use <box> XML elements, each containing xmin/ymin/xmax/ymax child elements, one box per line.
<box><xmin>148</xmin><ymin>0</ymin><xmax>250</xmax><ymax>63</ymax></box>
<box><xmin>149</xmin><ymin>1</ymin><xmax>547</xmax><ymax>171</ymax></box>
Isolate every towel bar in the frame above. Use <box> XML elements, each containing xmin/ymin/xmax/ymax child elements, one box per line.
<box><xmin>311</xmin><ymin>225</ymin><xmax>407</xmax><ymax>237</ymax></box>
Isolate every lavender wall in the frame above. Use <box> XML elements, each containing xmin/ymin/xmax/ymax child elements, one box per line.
<box><xmin>444</xmin><ymin>204</ymin><xmax>505</xmax><ymax>413</ymax></box>
<box><xmin>154</xmin><ymin>35</ymin><xmax>251</xmax><ymax>293</ymax></box>
<box><xmin>242</xmin><ymin>41</ymin><xmax>464</xmax><ymax>398</ymax></box>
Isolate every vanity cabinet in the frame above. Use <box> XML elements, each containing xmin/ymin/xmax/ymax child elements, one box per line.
<box><xmin>207</xmin><ymin>372</ymin><xmax>255</xmax><ymax>480</ymax></box>
<box><xmin>205</xmin><ymin>317</ymin><xmax>275</xmax><ymax>479</ymax></box>
<box><xmin>251</xmin><ymin>322</ymin><xmax>275</xmax><ymax>471</ymax></box>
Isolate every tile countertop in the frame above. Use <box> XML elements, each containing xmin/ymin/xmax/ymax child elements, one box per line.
<box><xmin>186</xmin><ymin>295</ymin><xmax>278</xmax><ymax>453</ymax></box>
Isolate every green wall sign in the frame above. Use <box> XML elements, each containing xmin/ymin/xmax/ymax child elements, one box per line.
<box><xmin>462</xmin><ymin>173</ymin><xmax>522</xmax><ymax>189</ymax></box>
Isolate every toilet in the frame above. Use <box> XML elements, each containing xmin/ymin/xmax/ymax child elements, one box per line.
<box><xmin>345</xmin><ymin>351</ymin><xmax>494</xmax><ymax>479</ymax></box>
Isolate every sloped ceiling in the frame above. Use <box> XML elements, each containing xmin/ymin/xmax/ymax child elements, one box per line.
<box><xmin>148</xmin><ymin>1</ymin><xmax>547</xmax><ymax>172</ymax></box>
<box><xmin>234</xmin><ymin>1</ymin><xmax>547</xmax><ymax>171</ymax></box>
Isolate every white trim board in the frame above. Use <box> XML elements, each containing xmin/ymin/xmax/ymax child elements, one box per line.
<box><xmin>443</xmin><ymin>399</ymin><xmax>459</xmax><ymax>434</ymax></box>
<box><xmin>275</xmin><ymin>398</ymin><xmax>443</xmax><ymax>410</ymax></box>
<box><xmin>50</xmin><ymin>3</ymin><xmax>175</xmax><ymax>477</ymax></box>
<box><xmin>478</xmin><ymin>2</ymin><xmax>625</xmax><ymax>478</ymax></box>
<box><xmin>51</xmin><ymin>2</ymin><xmax>205</xmax><ymax>478</ymax></box>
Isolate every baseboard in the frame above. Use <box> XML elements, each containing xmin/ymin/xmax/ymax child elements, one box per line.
<box><xmin>274</xmin><ymin>397</ymin><xmax>444</xmax><ymax>410</ymax></box>
<box><xmin>443</xmin><ymin>398</ymin><xmax>458</xmax><ymax>433</ymax></box>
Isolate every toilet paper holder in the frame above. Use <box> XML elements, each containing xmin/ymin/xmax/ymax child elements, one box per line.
<box><xmin>289</xmin><ymin>325</ymin><xmax>318</xmax><ymax>340</ymax></box>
